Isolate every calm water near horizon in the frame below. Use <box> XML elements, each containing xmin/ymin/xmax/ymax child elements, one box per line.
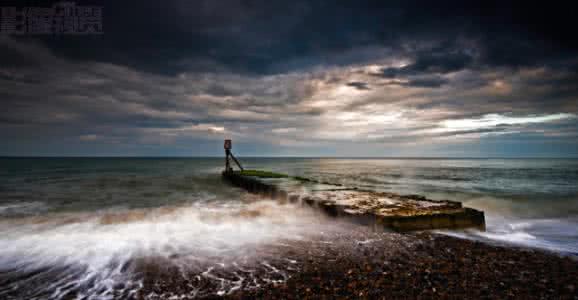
<box><xmin>1</xmin><ymin>157</ymin><xmax>577</xmax><ymax>298</ymax></box>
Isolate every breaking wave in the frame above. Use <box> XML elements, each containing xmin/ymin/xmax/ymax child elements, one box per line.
<box><xmin>0</xmin><ymin>200</ymin><xmax>341</xmax><ymax>299</ymax></box>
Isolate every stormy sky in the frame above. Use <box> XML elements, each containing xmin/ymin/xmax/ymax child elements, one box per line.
<box><xmin>1</xmin><ymin>0</ymin><xmax>577</xmax><ymax>157</ymax></box>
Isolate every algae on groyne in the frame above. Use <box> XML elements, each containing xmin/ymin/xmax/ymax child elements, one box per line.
<box><xmin>222</xmin><ymin>169</ymin><xmax>485</xmax><ymax>232</ymax></box>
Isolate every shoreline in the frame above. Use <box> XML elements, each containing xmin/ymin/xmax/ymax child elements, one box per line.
<box><xmin>133</xmin><ymin>218</ymin><xmax>578</xmax><ymax>299</ymax></box>
<box><xmin>222</xmin><ymin>233</ymin><xmax>577</xmax><ymax>299</ymax></box>
<box><xmin>0</xmin><ymin>207</ymin><xmax>576</xmax><ymax>299</ymax></box>
<box><xmin>1</xmin><ymin>159</ymin><xmax>576</xmax><ymax>299</ymax></box>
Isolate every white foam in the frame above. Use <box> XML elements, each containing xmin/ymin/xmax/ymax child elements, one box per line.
<box><xmin>438</xmin><ymin>216</ymin><xmax>578</xmax><ymax>254</ymax></box>
<box><xmin>0</xmin><ymin>200</ymin><xmax>331</xmax><ymax>299</ymax></box>
<box><xmin>0</xmin><ymin>201</ymin><xmax>47</xmax><ymax>216</ymax></box>
<box><xmin>478</xmin><ymin>231</ymin><xmax>536</xmax><ymax>242</ymax></box>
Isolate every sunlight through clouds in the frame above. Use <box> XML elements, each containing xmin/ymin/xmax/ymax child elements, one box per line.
<box><xmin>441</xmin><ymin>113</ymin><xmax>576</xmax><ymax>132</ymax></box>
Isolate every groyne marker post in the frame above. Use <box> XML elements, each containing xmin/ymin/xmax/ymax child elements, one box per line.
<box><xmin>224</xmin><ymin>139</ymin><xmax>232</xmax><ymax>172</ymax></box>
<box><xmin>224</xmin><ymin>139</ymin><xmax>244</xmax><ymax>172</ymax></box>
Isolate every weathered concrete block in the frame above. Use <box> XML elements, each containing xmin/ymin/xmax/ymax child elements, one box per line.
<box><xmin>222</xmin><ymin>170</ymin><xmax>486</xmax><ymax>232</ymax></box>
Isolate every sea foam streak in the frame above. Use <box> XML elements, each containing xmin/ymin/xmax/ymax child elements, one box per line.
<box><xmin>0</xmin><ymin>200</ymin><xmax>333</xmax><ymax>299</ymax></box>
<box><xmin>0</xmin><ymin>201</ymin><xmax>48</xmax><ymax>216</ymax></box>
<box><xmin>437</xmin><ymin>216</ymin><xmax>578</xmax><ymax>254</ymax></box>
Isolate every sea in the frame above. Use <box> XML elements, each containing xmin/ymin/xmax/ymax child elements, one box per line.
<box><xmin>0</xmin><ymin>157</ymin><xmax>577</xmax><ymax>299</ymax></box>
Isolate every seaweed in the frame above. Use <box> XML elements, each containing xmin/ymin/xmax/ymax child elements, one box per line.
<box><xmin>237</xmin><ymin>170</ymin><xmax>321</xmax><ymax>183</ymax></box>
<box><xmin>238</xmin><ymin>169</ymin><xmax>289</xmax><ymax>178</ymax></box>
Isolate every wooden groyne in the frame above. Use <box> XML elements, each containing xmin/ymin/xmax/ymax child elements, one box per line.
<box><xmin>219</xmin><ymin>139</ymin><xmax>485</xmax><ymax>232</ymax></box>
<box><xmin>222</xmin><ymin>170</ymin><xmax>485</xmax><ymax>232</ymax></box>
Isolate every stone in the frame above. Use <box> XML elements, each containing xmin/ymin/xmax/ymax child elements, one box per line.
<box><xmin>222</xmin><ymin>170</ymin><xmax>485</xmax><ymax>231</ymax></box>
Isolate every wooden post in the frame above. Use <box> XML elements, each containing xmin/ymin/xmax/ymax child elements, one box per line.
<box><xmin>224</xmin><ymin>139</ymin><xmax>244</xmax><ymax>172</ymax></box>
<box><xmin>224</xmin><ymin>139</ymin><xmax>232</xmax><ymax>172</ymax></box>
<box><xmin>229</xmin><ymin>151</ymin><xmax>244</xmax><ymax>171</ymax></box>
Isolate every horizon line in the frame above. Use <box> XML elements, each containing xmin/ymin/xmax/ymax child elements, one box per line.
<box><xmin>1</xmin><ymin>155</ymin><xmax>578</xmax><ymax>159</ymax></box>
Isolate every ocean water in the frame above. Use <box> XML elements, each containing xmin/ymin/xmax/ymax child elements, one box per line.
<box><xmin>0</xmin><ymin>157</ymin><xmax>577</xmax><ymax>298</ymax></box>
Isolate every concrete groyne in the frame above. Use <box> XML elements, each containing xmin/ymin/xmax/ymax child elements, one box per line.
<box><xmin>222</xmin><ymin>170</ymin><xmax>485</xmax><ymax>232</ymax></box>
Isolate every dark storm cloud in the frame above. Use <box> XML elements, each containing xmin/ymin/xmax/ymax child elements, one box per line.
<box><xmin>378</xmin><ymin>50</ymin><xmax>475</xmax><ymax>79</ymax></box>
<box><xmin>1</xmin><ymin>0</ymin><xmax>578</xmax><ymax>156</ymax></box>
<box><xmin>404</xmin><ymin>76</ymin><xmax>449</xmax><ymax>88</ymax></box>
<box><xmin>7</xmin><ymin>0</ymin><xmax>574</xmax><ymax>75</ymax></box>
<box><xmin>346</xmin><ymin>81</ymin><xmax>371</xmax><ymax>90</ymax></box>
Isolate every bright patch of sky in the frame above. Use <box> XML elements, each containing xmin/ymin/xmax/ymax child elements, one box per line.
<box><xmin>441</xmin><ymin>113</ymin><xmax>576</xmax><ymax>131</ymax></box>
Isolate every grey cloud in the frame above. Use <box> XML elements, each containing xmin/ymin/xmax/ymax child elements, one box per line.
<box><xmin>377</xmin><ymin>48</ymin><xmax>475</xmax><ymax>79</ymax></box>
<box><xmin>405</xmin><ymin>76</ymin><xmax>449</xmax><ymax>88</ymax></box>
<box><xmin>1</xmin><ymin>35</ymin><xmax>577</xmax><ymax>156</ymax></box>
<box><xmin>0</xmin><ymin>38</ymin><xmax>321</xmax><ymax>146</ymax></box>
<box><xmin>346</xmin><ymin>81</ymin><xmax>371</xmax><ymax>90</ymax></box>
